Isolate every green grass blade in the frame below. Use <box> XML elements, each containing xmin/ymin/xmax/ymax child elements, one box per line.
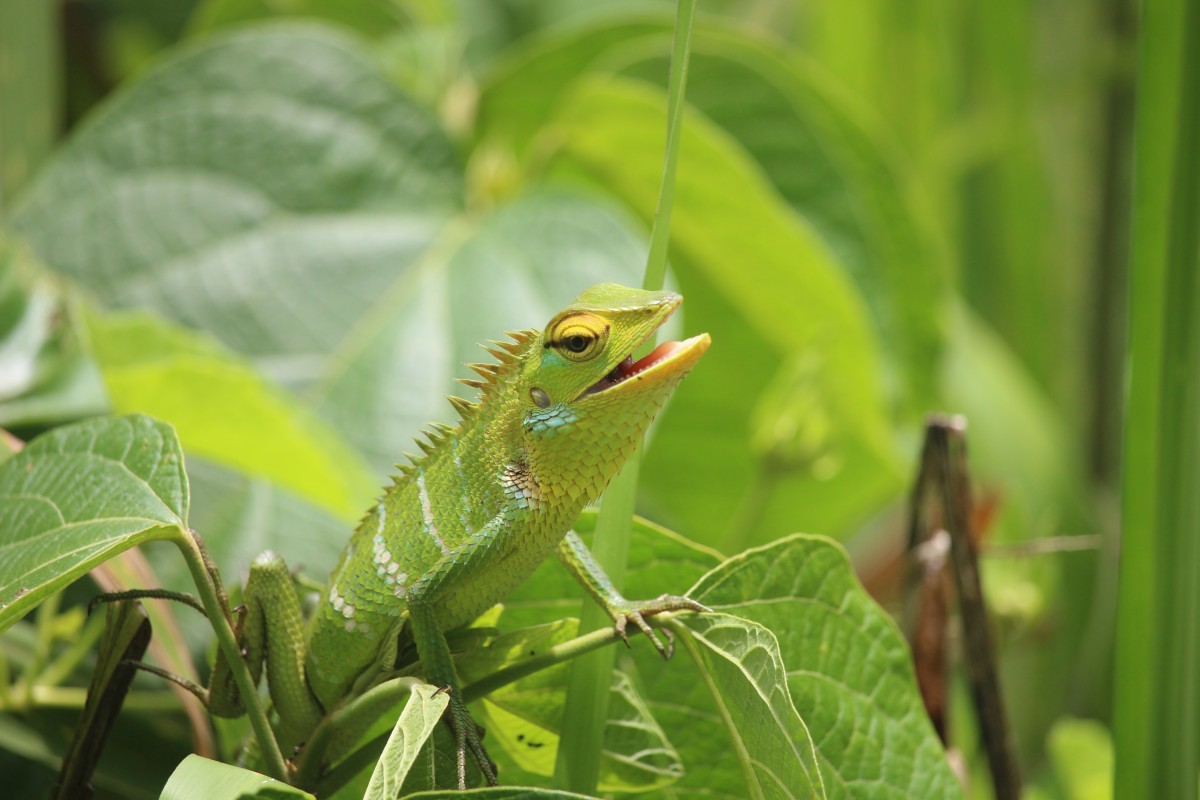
<box><xmin>553</xmin><ymin>0</ymin><xmax>696</xmax><ymax>793</ymax></box>
<box><xmin>1111</xmin><ymin>0</ymin><xmax>1200</xmax><ymax>795</ymax></box>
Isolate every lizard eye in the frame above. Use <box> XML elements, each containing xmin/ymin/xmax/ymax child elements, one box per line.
<box><xmin>547</xmin><ymin>313</ymin><xmax>608</xmax><ymax>362</ymax></box>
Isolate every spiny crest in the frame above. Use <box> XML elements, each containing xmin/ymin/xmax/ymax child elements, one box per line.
<box><xmin>392</xmin><ymin>329</ymin><xmax>538</xmax><ymax>479</ymax></box>
<box><xmin>450</xmin><ymin>328</ymin><xmax>539</xmax><ymax>414</ymax></box>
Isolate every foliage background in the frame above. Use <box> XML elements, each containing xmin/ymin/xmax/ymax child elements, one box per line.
<box><xmin>0</xmin><ymin>0</ymin><xmax>1134</xmax><ymax>797</ymax></box>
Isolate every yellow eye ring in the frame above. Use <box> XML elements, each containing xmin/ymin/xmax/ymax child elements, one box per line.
<box><xmin>547</xmin><ymin>313</ymin><xmax>608</xmax><ymax>361</ymax></box>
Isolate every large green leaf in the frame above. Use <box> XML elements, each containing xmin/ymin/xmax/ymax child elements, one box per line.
<box><xmin>187</xmin><ymin>0</ymin><xmax>405</xmax><ymax>40</ymax></box>
<box><xmin>457</xmin><ymin>620</ymin><xmax>683</xmax><ymax>791</ymax></box>
<box><xmin>547</xmin><ymin>77</ymin><xmax>902</xmax><ymax>543</ymax></box>
<box><xmin>87</xmin><ymin>310</ymin><xmax>377</xmax><ymax>521</ymax></box>
<box><xmin>11</xmin><ymin>21</ymin><xmax>460</xmax><ymax>383</ymax></box>
<box><xmin>497</xmin><ymin>518</ymin><xmax>956</xmax><ymax>797</ymax></box>
<box><xmin>0</xmin><ymin>415</ymin><xmax>188</xmax><ymax>631</ymax></box>
<box><xmin>669</xmin><ymin>612</ymin><xmax>825</xmax><ymax>799</ymax></box>
<box><xmin>683</xmin><ymin>535</ymin><xmax>963</xmax><ymax>799</ymax></box>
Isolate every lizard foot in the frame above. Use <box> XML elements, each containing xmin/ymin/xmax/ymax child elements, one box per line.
<box><xmin>445</xmin><ymin>689</ymin><xmax>498</xmax><ymax>789</ymax></box>
<box><xmin>610</xmin><ymin>594</ymin><xmax>710</xmax><ymax>660</ymax></box>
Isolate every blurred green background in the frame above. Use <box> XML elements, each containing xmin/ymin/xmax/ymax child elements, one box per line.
<box><xmin>1</xmin><ymin>0</ymin><xmax>1137</xmax><ymax>797</ymax></box>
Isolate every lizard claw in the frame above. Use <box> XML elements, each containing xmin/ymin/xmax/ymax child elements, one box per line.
<box><xmin>609</xmin><ymin>594</ymin><xmax>707</xmax><ymax>660</ymax></box>
<box><xmin>444</xmin><ymin>690</ymin><xmax>498</xmax><ymax>789</ymax></box>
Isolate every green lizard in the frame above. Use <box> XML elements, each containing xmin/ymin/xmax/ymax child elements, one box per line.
<box><xmin>203</xmin><ymin>282</ymin><xmax>711</xmax><ymax>789</ymax></box>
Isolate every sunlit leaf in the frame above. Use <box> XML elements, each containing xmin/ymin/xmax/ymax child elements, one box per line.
<box><xmin>683</xmin><ymin>535</ymin><xmax>963</xmax><ymax>798</ymax></box>
<box><xmin>88</xmin><ymin>310</ymin><xmax>376</xmax><ymax>521</ymax></box>
<box><xmin>160</xmin><ymin>755</ymin><xmax>315</xmax><ymax>799</ymax></box>
<box><xmin>457</xmin><ymin>619</ymin><xmax>683</xmax><ymax>791</ymax></box>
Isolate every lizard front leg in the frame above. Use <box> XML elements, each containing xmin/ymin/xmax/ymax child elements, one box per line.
<box><xmin>406</xmin><ymin>531</ymin><xmax>502</xmax><ymax>789</ymax></box>
<box><xmin>557</xmin><ymin>530</ymin><xmax>709</xmax><ymax>658</ymax></box>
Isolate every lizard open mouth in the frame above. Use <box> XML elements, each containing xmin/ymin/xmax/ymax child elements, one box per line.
<box><xmin>581</xmin><ymin>335</ymin><xmax>710</xmax><ymax>397</ymax></box>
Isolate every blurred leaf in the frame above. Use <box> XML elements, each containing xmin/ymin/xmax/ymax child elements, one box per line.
<box><xmin>682</xmin><ymin>535</ymin><xmax>962</xmax><ymax>798</ymax></box>
<box><xmin>940</xmin><ymin>300</ymin><xmax>1071</xmax><ymax>541</ymax></box>
<box><xmin>0</xmin><ymin>236</ymin><xmax>107</xmax><ymax>428</ymax></box>
<box><xmin>0</xmin><ymin>415</ymin><xmax>188</xmax><ymax>632</ymax></box>
<box><xmin>160</xmin><ymin>754</ymin><xmax>315</xmax><ymax>799</ymax></box>
<box><xmin>187</xmin><ymin>0</ymin><xmax>406</xmax><ymax>40</ymax></box>
<box><xmin>1046</xmin><ymin>718</ymin><xmax>1112</xmax><ymax>800</ymax></box>
<box><xmin>481</xmin><ymin>18</ymin><xmax>947</xmax><ymax>409</ymax></box>
<box><xmin>547</xmin><ymin>77</ymin><xmax>902</xmax><ymax>543</ymax></box>
<box><xmin>364</xmin><ymin>683</ymin><xmax>448</xmax><ymax>800</ymax></box>
<box><xmin>0</xmin><ymin>0</ymin><xmax>57</xmax><ymax>208</ymax></box>
<box><xmin>87</xmin><ymin>310</ymin><xmax>376</xmax><ymax>521</ymax></box>
<box><xmin>11</xmin><ymin>21</ymin><xmax>461</xmax><ymax>392</ymax></box>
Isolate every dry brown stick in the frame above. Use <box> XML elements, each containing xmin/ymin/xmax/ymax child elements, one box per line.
<box><xmin>907</xmin><ymin>415</ymin><xmax>1021</xmax><ymax>799</ymax></box>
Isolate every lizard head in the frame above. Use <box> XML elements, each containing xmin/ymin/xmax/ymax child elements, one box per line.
<box><xmin>516</xmin><ymin>282</ymin><xmax>710</xmax><ymax>499</ymax></box>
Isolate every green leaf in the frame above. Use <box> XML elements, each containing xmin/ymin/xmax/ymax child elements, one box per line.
<box><xmin>160</xmin><ymin>755</ymin><xmax>315</xmax><ymax>799</ymax></box>
<box><xmin>457</xmin><ymin>620</ymin><xmax>683</xmax><ymax>791</ymax></box>
<box><xmin>187</xmin><ymin>0</ymin><xmax>405</xmax><ymax>40</ymax></box>
<box><xmin>669</xmin><ymin>612</ymin><xmax>825</xmax><ymax>799</ymax></box>
<box><xmin>363</xmin><ymin>683</ymin><xmax>449</xmax><ymax>800</ymax></box>
<box><xmin>686</xmin><ymin>535</ymin><xmax>963</xmax><ymax>799</ymax></box>
<box><xmin>1046</xmin><ymin>718</ymin><xmax>1113</xmax><ymax>800</ymax></box>
<box><xmin>405</xmin><ymin>789</ymin><xmax>599</xmax><ymax>800</ymax></box>
<box><xmin>0</xmin><ymin>235</ymin><xmax>107</xmax><ymax>428</ymax></box>
<box><xmin>10</xmin><ymin>21</ymin><xmax>461</xmax><ymax>389</ymax></box>
<box><xmin>0</xmin><ymin>415</ymin><xmax>188</xmax><ymax>632</ymax></box>
<box><xmin>87</xmin><ymin>310</ymin><xmax>376</xmax><ymax>521</ymax></box>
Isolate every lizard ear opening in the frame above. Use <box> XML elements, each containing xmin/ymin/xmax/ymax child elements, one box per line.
<box><xmin>530</xmin><ymin>386</ymin><xmax>551</xmax><ymax>408</ymax></box>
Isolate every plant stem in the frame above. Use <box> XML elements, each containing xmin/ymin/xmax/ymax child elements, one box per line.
<box><xmin>553</xmin><ymin>1</ymin><xmax>696</xmax><ymax>794</ymax></box>
<box><xmin>1112</xmin><ymin>0</ymin><xmax>1200</xmax><ymax>794</ymax></box>
<box><xmin>173</xmin><ymin>530</ymin><xmax>290</xmax><ymax>782</ymax></box>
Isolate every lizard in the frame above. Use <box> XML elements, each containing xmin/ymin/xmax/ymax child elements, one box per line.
<box><xmin>198</xmin><ymin>282</ymin><xmax>710</xmax><ymax>789</ymax></box>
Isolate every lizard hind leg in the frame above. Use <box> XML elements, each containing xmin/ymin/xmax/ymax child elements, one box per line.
<box><xmin>208</xmin><ymin>552</ymin><xmax>324</xmax><ymax>750</ymax></box>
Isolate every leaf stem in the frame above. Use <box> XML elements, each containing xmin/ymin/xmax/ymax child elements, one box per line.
<box><xmin>173</xmin><ymin>529</ymin><xmax>290</xmax><ymax>782</ymax></box>
<box><xmin>463</xmin><ymin>625</ymin><xmax>622</xmax><ymax>705</ymax></box>
<box><xmin>0</xmin><ymin>684</ymin><xmax>183</xmax><ymax>712</ymax></box>
<box><xmin>554</xmin><ymin>1</ymin><xmax>696</xmax><ymax>793</ymax></box>
<box><xmin>642</xmin><ymin>0</ymin><xmax>696</xmax><ymax>293</ymax></box>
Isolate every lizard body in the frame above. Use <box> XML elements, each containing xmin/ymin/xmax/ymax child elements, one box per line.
<box><xmin>210</xmin><ymin>283</ymin><xmax>710</xmax><ymax>788</ymax></box>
